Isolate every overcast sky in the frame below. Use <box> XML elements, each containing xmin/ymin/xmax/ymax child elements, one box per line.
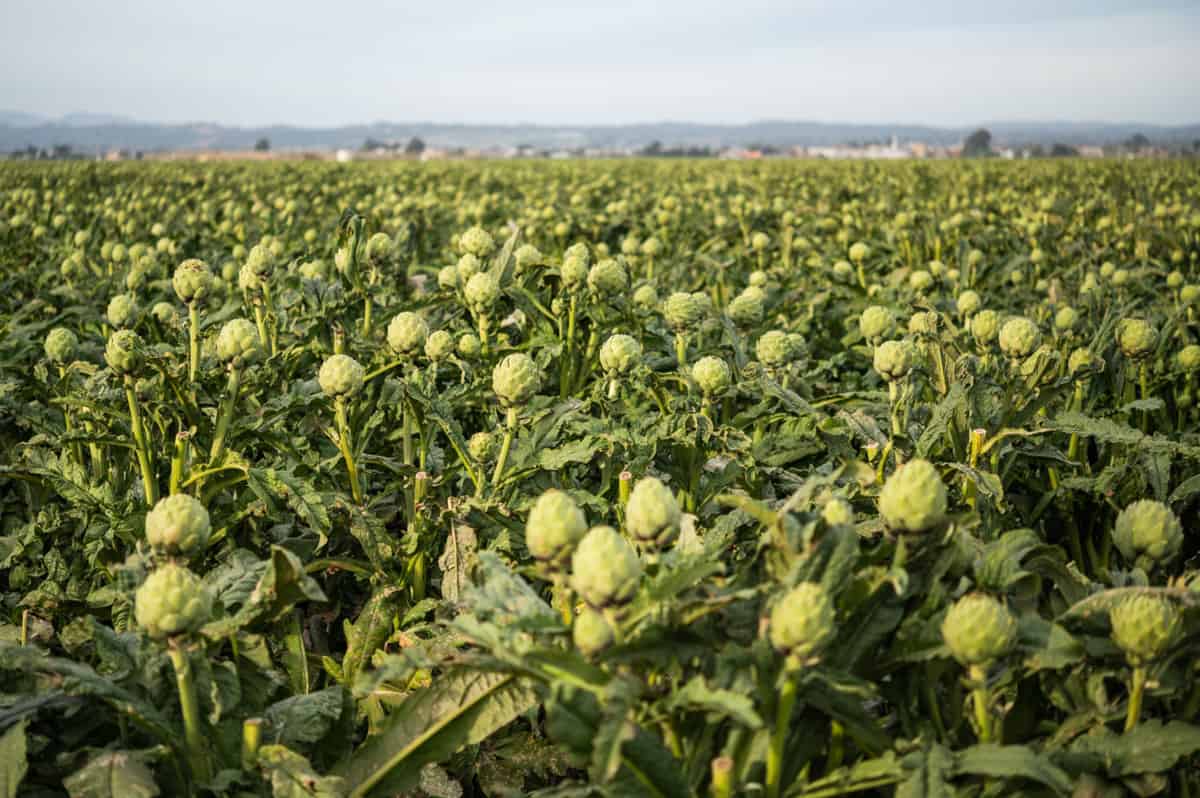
<box><xmin>2</xmin><ymin>0</ymin><xmax>1197</xmax><ymax>127</ymax></box>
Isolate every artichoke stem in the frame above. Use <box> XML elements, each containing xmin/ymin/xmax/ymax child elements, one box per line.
<box><xmin>124</xmin><ymin>377</ymin><xmax>157</xmax><ymax>506</ymax></box>
<box><xmin>968</xmin><ymin>664</ymin><xmax>993</xmax><ymax>743</ymax></box>
<box><xmin>187</xmin><ymin>303</ymin><xmax>200</xmax><ymax>384</ymax></box>
<box><xmin>170</xmin><ymin>430</ymin><xmax>190</xmax><ymax>496</ymax></box>
<box><xmin>168</xmin><ymin>645</ymin><xmax>210</xmax><ymax>782</ymax></box>
<box><xmin>241</xmin><ymin>718</ymin><xmax>262</xmax><ymax>771</ymax></box>
<box><xmin>766</xmin><ymin>676</ymin><xmax>799</xmax><ymax>798</ymax></box>
<box><xmin>492</xmin><ymin>406</ymin><xmax>520</xmax><ymax>487</ymax></box>
<box><xmin>209</xmin><ymin>367</ymin><xmax>241</xmax><ymax>464</ymax></box>
<box><xmin>335</xmin><ymin>399</ymin><xmax>363</xmax><ymax>505</ymax></box>
<box><xmin>1126</xmin><ymin>665</ymin><xmax>1147</xmax><ymax>732</ymax></box>
<box><xmin>710</xmin><ymin>757</ymin><xmax>734</xmax><ymax>798</ymax></box>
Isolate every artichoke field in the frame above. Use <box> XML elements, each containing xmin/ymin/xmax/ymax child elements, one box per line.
<box><xmin>2</xmin><ymin>158</ymin><xmax>1200</xmax><ymax>796</ymax></box>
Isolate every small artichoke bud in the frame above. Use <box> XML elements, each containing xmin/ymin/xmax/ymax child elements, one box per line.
<box><xmin>751</xmin><ymin>232</ymin><xmax>771</xmax><ymax>252</ymax></box>
<box><xmin>848</xmin><ymin>241</ymin><xmax>869</xmax><ymax>263</ymax></box>
<box><xmin>998</xmin><ymin>317</ymin><xmax>1041</xmax><ymax>359</ymax></box>
<box><xmin>1112</xmin><ymin>499</ymin><xmax>1183</xmax><ymax>568</ymax></box>
<box><xmin>756</xmin><ymin>330</ymin><xmax>794</xmax><ymax>368</ymax></box>
<box><xmin>1054</xmin><ymin>306</ymin><xmax>1079</xmax><ymax>333</ymax></box>
<box><xmin>468</xmin><ymin>431</ymin><xmax>497</xmax><ymax>463</ymax></box>
<box><xmin>464</xmin><ymin>272</ymin><xmax>501</xmax><ymax>314</ymax></box>
<box><xmin>493</xmin><ymin>353</ymin><xmax>540</xmax><ymax>407</ymax></box>
<box><xmin>663</xmin><ymin>292</ymin><xmax>705</xmax><ymax>331</ymax></box>
<box><xmin>386</xmin><ymin>312</ymin><xmax>429</xmax><ymax>356</ymax></box>
<box><xmin>878</xmin><ymin>458</ymin><xmax>948</xmax><ymax>533</ymax></box>
<box><xmin>560</xmin><ymin>256</ymin><xmax>589</xmax><ymax>292</ymax></box>
<box><xmin>941</xmin><ymin>593</ymin><xmax>1017</xmax><ymax>667</ymax></box>
<box><xmin>318</xmin><ymin>354</ymin><xmax>365</xmax><ymax>399</ymax></box>
<box><xmin>1068</xmin><ymin>347</ymin><xmax>1101</xmax><ymax>378</ymax></box>
<box><xmin>172</xmin><ymin>259</ymin><xmax>212</xmax><ymax>304</ymax></box>
<box><xmin>105</xmin><ymin>329</ymin><xmax>143</xmax><ymax>375</ymax></box>
<box><xmin>438</xmin><ymin>265</ymin><xmax>459</xmax><ymax>290</ymax></box>
<box><xmin>571</xmin><ymin>526</ymin><xmax>642</xmax><ymax>609</ymax></box>
<box><xmin>238</xmin><ymin>261</ymin><xmax>264</xmax><ymax>294</ymax></box>
<box><xmin>822</xmin><ymin>498</ymin><xmax>854</xmax><ymax>527</ymax></box>
<box><xmin>908</xmin><ymin>311</ymin><xmax>938</xmax><ymax>337</ymax></box>
<box><xmin>1178</xmin><ymin>344</ymin><xmax>1200</xmax><ymax>373</ymax></box>
<box><xmin>1110</xmin><ymin>594</ymin><xmax>1180</xmax><ymax>666</ymax></box>
<box><xmin>970</xmin><ymin>309</ymin><xmax>1000</xmax><ymax>346</ymax></box>
<box><xmin>456</xmin><ymin>253</ymin><xmax>483</xmax><ymax>283</ymax></box>
<box><xmin>727</xmin><ymin>291</ymin><xmax>765</xmax><ymax>327</ymax></box>
<box><xmin>1181</xmin><ymin>285</ymin><xmax>1200</xmax><ymax>306</ymax></box>
<box><xmin>135</xmin><ymin>563</ymin><xmax>212</xmax><ymax>639</ymax></box>
<box><xmin>44</xmin><ymin>327</ymin><xmax>78</xmax><ymax>365</ymax></box>
<box><xmin>1116</xmin><ymin>319</ymin><xmax>1157</xmax><ymax>361</ymax></box>
<box><xmin>859</xmin><ymin>306</ymin><xmax>895</xmax><ymax>343</ymax></box>
<box><xmin>364</xmin><ymin>232</ymin><xmax>394</xmax><ymax>265</ymax></box>
<box><xmin>587</xmin><ymin>258</ymin><xmax>628</xmax><ymax>298</ymax></box>
<box><xmin>514</xmin><ymin>243</ymin><xmax>543</xmax><ymax>271</ymax></box>
<box><xmin>458</xmin><ymin>226</ymin><xmax>495</xmax><ymax>258</ymax></box>
<box><xmin>215</xmin><ymin>318</ymin><xmax>262</xmax><ymax>366</ymax></box>
<box><xmin>152</xmin><ymin>302</ymin><xmax>177</xmax><ymax>326</ymax></box>
<box><xmin>909</xmin><ymin>270</ymin><xmax>934</xmax><ymax>292</ymax></box>
<box><xmin>573</xmin><ymin>607</ymin><xmax>614</xmax><ymax>657</ymax></box>
<box><xmin>768</xmin><ymin>582</ymin><xmax>836</xmax><ymax>662</ymax></box>
<box><xmin>145</xmin><ymin>494</ymin><xmax>212</xmax><ymax>557</ymax></box>
<box><xmin>632</xmin><ymin>284</ymin><xmax>659</xmax><ymax>310</ymax></box>
<box><xmin>625</xmin><ymin>477</ymin><xmax>680</xmax><ymax>549</ymax></box>
<box><xmin>425</xmin><ymin>329</ymin><xmax>455</xmax><ymax>362</ymax></box>
<box><xmin>298</xmin><ymin>259</ymin><xmax>328</xmax><ymax>281</ymax></box>
<box><xmin>956</xmin><ymin>290</ymin><xmax>981</xmax><ymax>317</ymax></box>
<box><xmin>599</xmin><ymin>334</ymin><xmax>643</xmax><ymax>376</ymax></box>
<box><xmin>457</xmin><ymin>332</ymin><xmax>481</xmax><ymax>359</ymax></box>
<box><xmin>873</xmin><ymin>340</ymin><xmax>914</xmax><ymax>381</ymax></box>
<box><xmin>107</xmin><ymin>294</ymin><xmax>137</xmax><ymax>329</ymax></box>
<box><xmin>526</xmin><ymin>489</ymin><xmax>588</xmax><ymax>569</ymax></box>
<box><xmin>692</xmin><ymin>356</ymin><xmax>732</xmax><ymax>397</ymax></box>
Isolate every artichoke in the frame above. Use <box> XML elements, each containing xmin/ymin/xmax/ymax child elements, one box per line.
<box><xmin>318</xmin><ymin>354</ymin><xmax>365</xmax><ymax>399</ymax></box>
<box><xmin>970</xmin><ymin>309</ymin><xmax>1000</xmax><ymax>346</ymax></box>
<box><xmin>599</xmin><ymin>334</ymin><xmax>643</xmax><ymax>375</ymax></box>
<box><xmin>692</xmin><ymin>356</ymin><xmax>732</xmax><ymax>396</ymax></box>
<box><xmin>768</xmin><ymin>583</ymin><xmax>836</xmax><ymax>662</ymax></box>
<box><xmin>998</xmin><ymin>317</ymin><xmax>1041</xmax><ymax>359</ymax></box>
<box><xmin>822</xmin><ymin>498</ymin><xmax>854</xmax><ymax>527</ymax></box>
<box><xmin>625</xmin><ymin>477</ymin><xmax>681</xmax><ymax>549</ymax></box>
<box><xmin>493</xmin><ymin>353</ymin><xmax>541</xmax><ymax>407</ymax></box>
<box><xmin>941</xmin><ymin>593</ymin><xmax>1017</xmax><ymax>667</ymax></box>
<box><xmin>587</xmin><ymin>259</ymin><xmax>628</xmax><ymax>297</ymax></box>
<box><xmin>105</xmin><ymin>329</ymin><xmax>143</xmax><ymax>375</ymax></box>
<box><xmin>44</xmin><ymin>327</ymin><xmax>78</xmax><ymax>365</ymax></box>
<box><xmin>859</xmin><ymin>306</ymin><xmax>895</xmax><ymax>342</ymax></box>
<box><xmin>459</xmin><ymin>226</ymin><xmax>495</xmax><ymax>258</ymax></box>
<box><xmin>756</xmin><ymin>330</ymin><xmax>793</xmax><ymax>368</ymax></box>
<box><xmin>873</xmin><ymin>340</ymin><xmax>914</xmax><ymax>381</ymax></box>
<box><xmin>571</xmin><ymin>526</ymin><xmax>642</xmax><ymax>609</ymax></box>
<box><xmin>956</xmin><ymin>290</ymin><xmax>981</xmax><ymax>317</ymax></box>
<box><xmin>573</xmin><ymin>607</ymin><xmax>614</xmax><ymax>657</ymax></box>
<box><xmin>425</xmin><ymin>329</ymin><xmax>455</xmax><ymax>361</ymax></box>
<box><xmin>215</xmin><ymin>318</ymin><xmax>262</xmax><ymax>366</ymax></box>
<box><xmin>387</xmin><ymin>311</ymin><xmax>429</xmax><ymax>355</ymax></box>
<box><xmin>1112</xmin><ymin>499</ymin><xmax>1183</xmax><ymax>568</ymax></box>
<box><xmin>1110</xmin><ymin>594</ymin><xmax>1180</xmax><ymax>665</ymax></box>
<box><xmin>878</xmin><ymin>458</ymin><xmax>948</xmax><ymax>533</ymax></box>
<box><xmin>135</xmin><ymin>564</ymin><xmax>211</xmax><ymax>639</ymax></box>
<box><xmin>663</xmin><ymin>292</ymin><xmax>705</xmax><ymax>331</ymax></box>
<box><xmin>526</xmin><ymin>489</ymin><xmax>588</xmax><ymax>569</ymax></box>
<box><xmin>107</xmin><ymin>294</ymin><xmax>137</xmax><ymax>329</ymax></box>
<box><xmin>145</xmin><ymin>494</ymin><xmax>212</xmax><ymax>557</ymax></box>
<box><xmin>172</xmin><ymin>259</ymin><xmax>212</xmax><ymax>304</ymax></box>
<box><xmin>1117</xmin><ymin>319</ymin><xmax>1157</xmax><ymax>360</ymax></box>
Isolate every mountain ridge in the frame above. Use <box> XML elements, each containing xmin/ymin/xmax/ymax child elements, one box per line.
<box><xmin>2</xmin><ymin>112</ymin><xmax>1197</xmax><ymax>152</ymax></box>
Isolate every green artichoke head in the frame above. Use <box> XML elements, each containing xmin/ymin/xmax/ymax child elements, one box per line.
<box><xmin>145</xmin><ymin>494</ymin><xmax>212</xmax><ymax>558</ymax></box>
<box><xmin>318</xmin><ymin>354</ymin><xmax>365</xmax><ymax>399</ymax></box>
<box><xmin>571</xmin><ymin>526</ymin><xmax>642</xmax><ymax>609</ymax></box>
<box><xmin>44</xmin><ymin>327</ymin><xmax>78</xmax><ymax>365</ymax></box>
<box><xmin>135</xmin><ymin>563</ymin><xmax>211</xmax><ymax>640</ymax></box>
<box><xmin>768</xmin><ymin>582</ymin><xmax>836</xmax><ymax>663</ymax></box>
<box><xmin>493</xmin><ymin>353</ymin><xmax>540</xmax><ymax>407</ymax></box>
<box><xmin>526</xmin><ymin>489</ymin><xmax>588</xmax><ymax>569</ymax></box>
<box><xmin>941</xmin><ymin>593</ymin><xmax>1018</xmax><ymax>667</ymax></box>
<box><xmin>1112</xmin><ymin>499</ymin><xmax>1183</xmax><ymax>569</ymax></box>
<box><xmin>386</xmin><ymin>311</ymin><xmax>429</xmax><ymax>355</ymax></box>
<box><xmin>215</xmin><ymin>318</ymin><xmax>263</xmax><ymax>366</ymax></box>
<box><xmin>625</xmin><ymin>476</ymin><xmax>681</xmax><ymax>549</ymax></box>
<box><xmin>1110</xmin><ymin>594</ymin><xmax>1180</xmax><ymax>666</ymax></box>
<box><xmin>878</xmin><ymin>458</ymin><xmax>948</xmax><ymax>533</ymax></box>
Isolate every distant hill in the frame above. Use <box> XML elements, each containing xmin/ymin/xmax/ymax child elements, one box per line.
<box><xmin>1</xmin><ymin>113</ymin><xmax>1197</xmax><ymax>153</ymax></box>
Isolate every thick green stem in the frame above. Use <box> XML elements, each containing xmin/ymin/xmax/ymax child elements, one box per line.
<box><xmin>209</xmin><ymin>367</ymin><xmax>241</xmax><ymax>464</ymax></box>
<box><xmin>241</xmin><ymin>718</ymin><xmax>262</xmax><ymax>771</ymax></box>
<box><xmin>675</xmin><ymin>332</ymin><xmax>688</xmax><ymax>370</ymax></box>
<box><xmin>766</xmin><ymin>675</ymin><xmax>799</xmax><ymax>798</ymax></box>
<box><xmin>492</xmin><ymin>406</ymin><xmax>519</xmax><ymax>487</ymax></box>
<box><xmin>710</xmin><ymin>757</ymin><xmax>734</xmax><ymax>798</ymax></box>
<box><xmin>187</xmin><ymin>304</ymin><xmax>200</xmax><ymax>384</ymax></box>
<box><xmin>124</xmin><ymin>377</ymin><xmax>157</xmax><ymax>506</ymax></box>
<box><xmin>968</xmin><ymin>664</ymin><xmax>993</xmax><ymax>743</ymax></box>
<box><xmin>1126</xmin><ymin>665</ymin><xmax>1147</xmax><ymax>732</ymax></box>
<box><xmin>335</xmin><ymin>399</ymin><xmax>363</xmax><ymax>504</ymax></box>
<box><xmin>170</xmin><ymin>430</ymin><xmax>190</xmax><ymax>495</ymax></box>
<box><xmin>168</xmin><ymin>645</ymin><xmax>210</xmax><ymax>782</ymax></box>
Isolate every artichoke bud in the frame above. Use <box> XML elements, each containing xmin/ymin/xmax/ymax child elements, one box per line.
<box><xmin>105</xmin><ymin>329</ymin><xmax>144</xmax><ymax>375</ymax></box>
<box><xmin>492</xmin><ymin>353</ymin><xmax>540</xmax><ymax>407</ymax></box>
<box><xmin>318</xmin><ymin>354</ymin><xmax>365</xmax><ymax>399</ymax></box>
<box><xmin>215</xmin><ymin>318</ymin><xmax>262</xmax><ymax>367</ymax></box>
<box><xmin>1112</xmin><ymin>499</ymin><xmax>1183</xmax><ymax>569</ymax></box>
<box><xmin>768</xmin><ymin>583</ymin><xmax>836</xmax><ymax>664</ymax></box>
<box><xmin>878</xmin><ymin>458</ymin><xmax>948</xmax><ymax>533</ymax></box>
<box><xmin>145</xmin><ymin>494</ymin><xmax>212</xmax><ymax>558</ymax></box>
<box><xmin>941</xmin><ymin>593</ymin><xmax>1017</xmax><ymax>667</ymax></box>
<box><xmin>1110</xmin><ymin>594</ymin><xmax>1180</xmax><ymax>665</ymax></box>
<box><xmin>692</xmin><ymin>356</ymin><xmax>732</xmax><ymax>397</ymax></box>
<box><xmin>625</xmin><ymin>477</ymin><xmax>681</xmax><ymax>549</ymax></box>
<box><xmin>526</xmin><ymin>489</ymin><xmax>588</xmax><ymax>569</ymax></box>
<box><xmin>135</xmin><ymin>563</ymin><xmax>212</xmax><ymax>640</ymax></box>
<box><xmin>386</xmin><ymin>311</ymin><xmax>429</xmax><ymax>356</ymax></box>
<box><xmin>571</xmin><ymin>526</ymin><xmax>642</xmax><ymax>609</ymax></box>
<box><xmin>572</xmin><ymin>607</ymin><xmax>614</xmax><ymax>657</ymax></box>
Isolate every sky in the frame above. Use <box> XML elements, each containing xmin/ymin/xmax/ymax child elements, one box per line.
<box><xmin>2</xmin><ymin>0</ymin><xmax>1198</xmax><ymax>128</ymax></box>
